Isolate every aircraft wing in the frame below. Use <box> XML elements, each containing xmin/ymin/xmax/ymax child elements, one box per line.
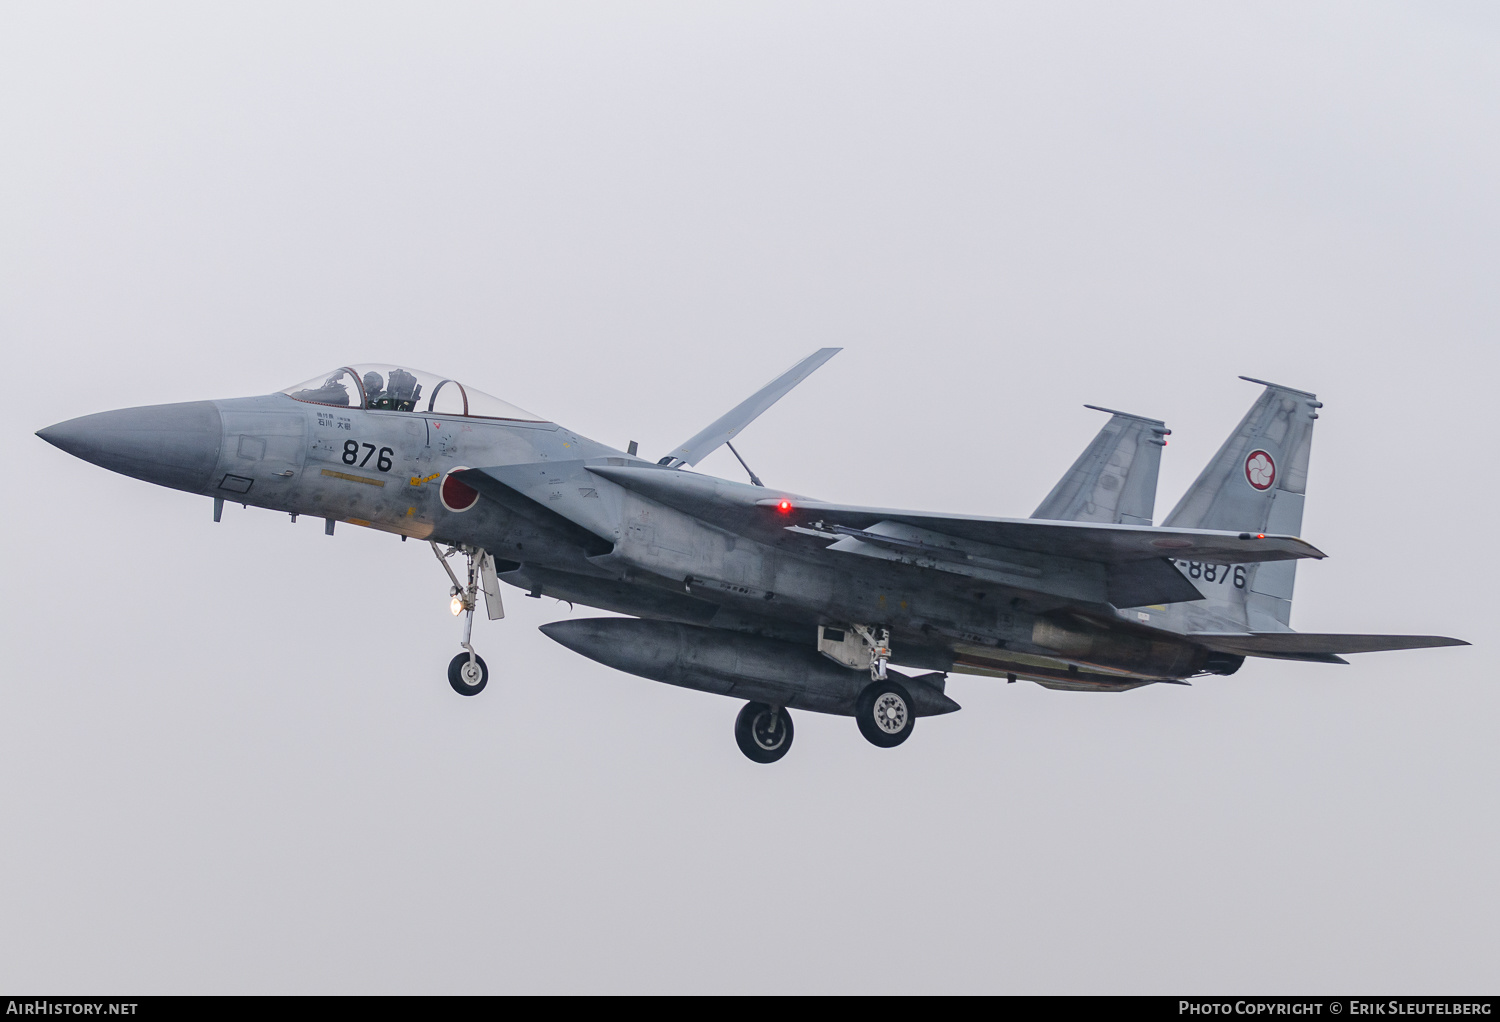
<box><xmin>586</xmin><ymin>465</ymin><xmax>1324</xmax><ymax>563</ymax></box>
<box><xmin>759</xmin><ymin>498</ymin><xmax>1325</xmax><ymax>565</ymax></box>
<box><xmin>661</xmin><ymin>347</ymin><xmax>841</xmax><ymax>467</ymax></box>
<box><xmin>584</xmin><ymin>463</ymin><xmax>1323</xmax><ymax>608</ymax></box>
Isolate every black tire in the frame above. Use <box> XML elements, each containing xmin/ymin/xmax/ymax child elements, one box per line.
<box><xmin>734</xmin><ymin>701</ymin><xmax>794</xmax><ymax>764</ymax></box>
<box><xmin>448</xmin><ymin>652</ymin><xmax>489</xmax><ymax>696</ymax></box>
<box><xmin>855</xmin><ymin>679</ymin><xmax>915</xmax><ymax>748</ymax></box>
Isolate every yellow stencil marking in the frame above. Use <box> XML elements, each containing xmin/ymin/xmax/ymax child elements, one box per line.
<box><xmin>410</xmin><ymin>472</ymin><xmax>440</xmax><ymax>487</ymax></box>
<box><xmin>321</xmin><ymin>469</ymin><xmax>385</xmax><ymax>487</ymax></box>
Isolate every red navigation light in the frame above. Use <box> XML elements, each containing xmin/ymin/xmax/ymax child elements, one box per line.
<box><xmin>777</xmin><ymin>499</ymin><xmax>792</xmax><ymax>513</ymax></box>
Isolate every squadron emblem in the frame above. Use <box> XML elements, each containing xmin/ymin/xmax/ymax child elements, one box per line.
<box><xmin>1245</xmin><ymin>449</ymin><xmax>1276</xmax><ymax>490</ymax></box>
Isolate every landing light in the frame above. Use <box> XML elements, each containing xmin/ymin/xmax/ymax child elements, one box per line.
<box><xmin>450</xmin><ymin>596</ymin><xmax>464</xmax><ymax>616</ymax></box>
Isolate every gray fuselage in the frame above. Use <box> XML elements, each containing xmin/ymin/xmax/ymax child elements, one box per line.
<box><xmin>37</xmin><ymin>391</ymin><xmax>1238</xmax><ymax>691</ymax></box>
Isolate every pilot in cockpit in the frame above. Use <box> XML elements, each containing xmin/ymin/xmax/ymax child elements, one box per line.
<box><xmin>366</xmin><ymin>368</ymin><xmax>422</xmax><ymax>412</ymax></box>
<box><xmin>362</xmin><ymin>371</ymin><xmax>386</xmax><ymax>409</ymax></box>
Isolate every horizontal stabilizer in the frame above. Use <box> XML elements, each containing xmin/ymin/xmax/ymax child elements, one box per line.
<box><xmin>663</xmin><ymin>347</ymin><xmax>841</xmax><ymax>468</ymax></box>
<box><xmin>1192</xmin><ymin>632</ymin><xmax>1469</xmax><ymax>658</ymax></box>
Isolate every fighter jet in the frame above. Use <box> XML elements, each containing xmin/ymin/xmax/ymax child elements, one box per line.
<box><xmin>36</xmin><ymin>351</ymin><xmax>1466</xmax><ymax>763</ymax></box>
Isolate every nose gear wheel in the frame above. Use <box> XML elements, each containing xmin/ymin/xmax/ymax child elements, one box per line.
<box><xmin>734</xmin><ymin>701</ymin><xmax>794</xmax><ymax>763</ymax></box>
<box><xmin>448</xmin><ymin>652</ymin><xmax>489</xmax><ymax>695</ymax></box>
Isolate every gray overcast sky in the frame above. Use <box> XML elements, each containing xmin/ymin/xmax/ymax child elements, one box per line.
<box><xmin>2</xmin><ymin>1</ymin><xmax>1495</xmax><ymax>993</ymax></box>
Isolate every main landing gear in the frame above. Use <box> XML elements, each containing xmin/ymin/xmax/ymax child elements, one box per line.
<box><xmin>852</xmin><ymin>625</ymin><xmax>913</xmax><ymax>748</ymax></box>
<box><xmin>855</xmin><ymin>678</ymin><xmax>914</xmax><ymax>748</ymax></box>
<box><xmin>432</xmin><ymin>541</ymin><xmax>502</xmax><ymax>696</ymax></box>
<box><xmin>735</xmin><ymin>702</ymin><xmax>794</xmax><ymax>764</ymax></box>
<box><xmin>730</xmin><ymin>623</ymin><xmax>912</xmax><ymax>761</ymax></box>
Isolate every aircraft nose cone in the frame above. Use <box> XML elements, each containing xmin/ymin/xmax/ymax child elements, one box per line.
<box><xmin>37</xmin><ymin>401</ymin><xmax>223</xmax><ymax>493</ymax></box>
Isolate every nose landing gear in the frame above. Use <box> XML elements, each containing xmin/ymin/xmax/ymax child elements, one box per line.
<box><xmin>448</xmin><ymin>651</ymin><xmax>489</xmax><ymax>695</ymax></box>
<box><xmin>432</xmin><ymin>541</ymin><xmax>503</xmax><ymax>697</ymax></box>
<box><xmin>735</xmin><ymin>701</ymin><xmax>794</xmax><ymax>763</ymax></box>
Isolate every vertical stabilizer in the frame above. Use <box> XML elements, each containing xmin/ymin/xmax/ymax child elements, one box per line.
<box><xmin>1032</xmin><ymin>406</ymin><xmax>1169</xmax><ymax>526</ymax></box>
<box><xmin>1161</xmin><ymin>378</ymin><xmax>1322</xmax><ymax>631</ymax></box>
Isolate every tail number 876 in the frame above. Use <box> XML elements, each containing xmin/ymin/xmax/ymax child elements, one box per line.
<box><xmin>342</xmin><ymin>440</ymin><xmax>394</xmax><ymax>472</ymax></box>
<box><xmin>1175</xmin><ymin>560</ymin><xmax>1247</xmax><ymax>588</ymax></box>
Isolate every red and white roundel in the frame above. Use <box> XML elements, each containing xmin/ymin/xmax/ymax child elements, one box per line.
<box><xmin>1244</xmin><ymin>449</ymin><xmax>1276</xmax><ymax>491</ymax></box>
<box><xmin>440</xmin><ymin>468</ymin><xmax>481</xmax><ymax>512</ymax></box>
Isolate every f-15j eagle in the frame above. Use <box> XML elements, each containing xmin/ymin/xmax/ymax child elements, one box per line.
<box><xmin>37</xmin><ymin>350</ymin><xmax>1466</xmax><ymax>763</ymax></box>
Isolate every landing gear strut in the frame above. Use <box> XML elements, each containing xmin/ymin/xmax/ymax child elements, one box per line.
<box><xmin>852</xmin><ymin>624</ymin><xmax>892</xmax><ymax>681</ymax></box>
<box><xmin>735</xmin><ymin>701</ymin><xmax>794</xmax><ymax>763</ymax></box>
<box><xmin>846</xmin><ymin>624</ymin><xmax>911</xmax><ymax>746</ymax></box>
<box><xmin>432</xmin><ymin>541</ymin><xmax>497</xmax><ymax>696</ymax></box>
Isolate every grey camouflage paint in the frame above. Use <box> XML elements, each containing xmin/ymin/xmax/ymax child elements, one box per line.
<box><xmin>37</xmin><ymin>364</ymin><xmax>1466</xmax><ymax>719</ymax></box>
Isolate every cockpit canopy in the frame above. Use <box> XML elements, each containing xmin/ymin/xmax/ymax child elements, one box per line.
<box><xmin>282</xmin><ymin>364</ymin><xmax>544</xmax><ymax>421</ymax></box>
